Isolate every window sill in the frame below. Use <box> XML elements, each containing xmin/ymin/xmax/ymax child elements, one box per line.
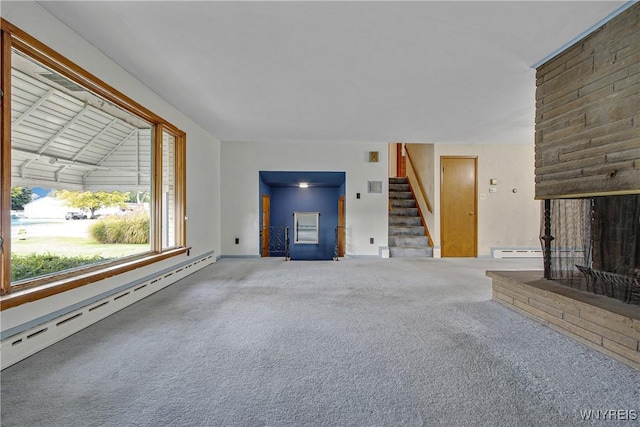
<box><xmin>0</xmin><ymin>247</ymin><xmax>189</xmax><ymax>311</ymax></box>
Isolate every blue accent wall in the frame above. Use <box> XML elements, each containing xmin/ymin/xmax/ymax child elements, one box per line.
<box><xmin>271</xmin><ymin>187</ymin><xmax>339</xmax><ymax>260</ymax></box>
<box><xmin>259</xmin><ymin>176</ymin><xmax>272</xmax><ymax>198</ymax></box>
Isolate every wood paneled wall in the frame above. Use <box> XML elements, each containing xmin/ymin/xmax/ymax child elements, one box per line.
<box><xmin>535</xmin><ymin>4</ymin><xmax>640</xmax><ymax>199</ymax></box>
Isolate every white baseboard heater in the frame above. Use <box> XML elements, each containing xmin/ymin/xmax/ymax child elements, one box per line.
<box><xmin>0</xmin><ymin>251</ymin><xmax>215</xmax><ymax>370</ymax></box>
<box><xmin>492</xmin><ymin>248</ymin><xmax>543</xmax><ymax>258</ymax></box>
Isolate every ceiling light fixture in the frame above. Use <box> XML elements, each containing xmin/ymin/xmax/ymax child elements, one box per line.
<box><xmin>299</xmin><ymin>182</ymin><xmax>309</xmax><ymax>188</ymax></box>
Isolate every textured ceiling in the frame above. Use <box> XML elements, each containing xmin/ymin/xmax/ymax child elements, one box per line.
<box><xmin>38</xmin><ymin>1</ymin><xmax>629</xmax><ymax>145</ymax></box>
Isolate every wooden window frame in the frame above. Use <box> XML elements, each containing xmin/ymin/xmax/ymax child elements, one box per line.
<box><xmin>0</xmin><ymin>20</ymin><xmax>188</xmax><ymax>308</ymax></box>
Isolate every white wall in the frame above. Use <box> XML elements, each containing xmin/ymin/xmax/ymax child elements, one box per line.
<box><xmin>407</xmin><ymin>143</ymin><xmax>539</xmax><ymax>257</ymax></box>
<box><xmin>221</xmin><ymin>141</ymin><xmax>389</xmax><ymax>257</ymax></box>
<box><xmin>1</xmin><ymin>2</ymin><xmax>221</xmax><ymax>336</ymax></box>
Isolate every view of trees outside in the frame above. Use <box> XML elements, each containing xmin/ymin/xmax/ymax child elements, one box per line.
<box><xmin>56</xmin><ymin>190</ymin><xmax>130</xmax><ymax>219</ymax></box>
<box><xmin>11</xmin><ymin>187</ymin><xmax>151</xmax><ymax>283</ymax></box>
<box><xmin>10</xmin><ymin>187</ymin><xmax>32</xmax><ymax>211</ymax></box>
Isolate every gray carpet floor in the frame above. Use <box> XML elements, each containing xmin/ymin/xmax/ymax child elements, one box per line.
<box><xmin>1</xmin><ymin>257</ymin><xmax>638</xmax><ymax>427</ymax></box>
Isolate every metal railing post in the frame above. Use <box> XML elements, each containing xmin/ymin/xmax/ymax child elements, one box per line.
<box><xmin>541</xmin><ymin>199</ymin><xmax>554</xmax><ymax>279</ymax></box>
<box><xmin>285</xmin><ymin>226</ymin><xmax>290</xmax><ymax>261</ymax></box>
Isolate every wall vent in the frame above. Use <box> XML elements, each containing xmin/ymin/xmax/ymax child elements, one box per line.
<box><xmin>368</xmin><ymin>181</ymin><xmax>383</xmax><ymax>194</ymax></box>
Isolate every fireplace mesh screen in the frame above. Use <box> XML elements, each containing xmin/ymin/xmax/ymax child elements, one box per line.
<box><xmin>542</xmin><ymin>195</ymin><xmax>640</xmax><ymax>304</ymax></box>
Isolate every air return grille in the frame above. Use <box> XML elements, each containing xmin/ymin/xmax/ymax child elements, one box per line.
<box><xmin>368</xmin><ymin>181</ymin><xmax>383</xmax><ymax>194</ymax></box>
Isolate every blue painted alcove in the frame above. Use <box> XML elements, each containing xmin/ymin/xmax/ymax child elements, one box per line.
<box><xmin>259</xmin><ymin>171</ymin><xmax>345</xmax><ymax>260</ymax></box>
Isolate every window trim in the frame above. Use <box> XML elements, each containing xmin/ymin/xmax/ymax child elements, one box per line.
<box><xmin>0</xmin><ymin>19</ymin><xmax>188</xmax><ymax>305</ymax></box>
<box><xmin>0</xmin><ymin>248</ymin><xmax>188</xmax><ymax>311</ymax></box>
<box><xmin>1</xmin><ymin>27</ymin><xmax>12</xmax><ymax>297</ymax></box>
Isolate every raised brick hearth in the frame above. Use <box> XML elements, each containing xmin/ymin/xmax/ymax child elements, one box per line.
<box><xmin>487</xmin><ymin>270</ymin><xmax>640</xmax><ymax>371</ymax></box>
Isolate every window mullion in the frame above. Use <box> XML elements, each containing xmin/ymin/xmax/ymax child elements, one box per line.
<box><xmin>175</xmin><ymin>133</ymin><xmax>186</xmax><ymax>247</ymax></box>
<box><xmin>152</xmin><ymin>125</ymin><xmax>164</xmax><ymax>252</ymax></box>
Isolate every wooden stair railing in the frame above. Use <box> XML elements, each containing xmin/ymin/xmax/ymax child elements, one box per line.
<box><xmin>403</xmin><ymin>146</ymin><xmax>434</xmax><ymax>248</ymax></box>
<box><xmin>404</xmin><ymin>146</ymin><xmax>432</xmax><ymax>213</ymax></box>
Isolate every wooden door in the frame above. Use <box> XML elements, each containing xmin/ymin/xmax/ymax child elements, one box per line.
<box><xmin>441</xmin><ymin>157</ymin><xmax>477</xmax><ymax>257</ymax></box>
<box><xmin>261</xmin><ymin>195</ymin><xmax>270</xmax><ymax>257</ymax></box>
<box><xmin>338</xmin><ymin>195</ymin><xmax>345</xmax><ymax>257</ymax></box>
<box><xmin>396</xmin><ymin>143</ymin><xmax>406</xmax><ymax>177</ymax></box>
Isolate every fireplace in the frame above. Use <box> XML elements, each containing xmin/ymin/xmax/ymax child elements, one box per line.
<box><xmin>518</xmin><ymin>4</ymin><xmax>640</xmax><ymax>369</ymax></box>
<box><xmin>541</xmin><ymin>195</ymin><xmax>640</xmax><ymax>304</ymax></box>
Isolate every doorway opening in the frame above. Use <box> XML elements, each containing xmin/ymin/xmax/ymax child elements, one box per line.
<box><xmin>259</xmin><ymin>171</ymin><xmax>346</xmax><ymax>260</ymax></box>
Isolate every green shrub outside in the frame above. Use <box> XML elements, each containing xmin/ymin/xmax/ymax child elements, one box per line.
<box><xmin>11</xmin><ymin>252</ymin><xmax>106</xmax><ymax>282</ymax></box>
<box><xmin>90</xmin><ymin>212</ymin><xmax>150</xmax><ymax>244</ymax></box>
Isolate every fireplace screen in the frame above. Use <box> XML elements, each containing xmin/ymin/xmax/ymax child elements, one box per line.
<box><xmin>542</xmin><ymin>195</ymin><xmax>640</xmax><ymax>304</ymax></box>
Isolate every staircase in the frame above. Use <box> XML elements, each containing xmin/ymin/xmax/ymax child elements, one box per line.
<box><xmin>388</xmin><ymin>177</ymin><xmax>432</xmax><ymax>258</ymax></box>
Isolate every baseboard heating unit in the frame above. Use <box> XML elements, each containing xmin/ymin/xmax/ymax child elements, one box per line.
<box><xmin>492</xmin><ymin>248</ymin><xmax>543</xmax><ymax>258</ymax></box>
<box><xmin>0</xmin><ymin>251</ymin><xmax>215</xmax><ymax>370</ymax></box>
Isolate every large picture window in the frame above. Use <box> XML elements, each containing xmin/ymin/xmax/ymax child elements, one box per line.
<box><xmin>1</xmin><ymin>20</ymin><xmax>187</xmax><ymax>305</ymax></box>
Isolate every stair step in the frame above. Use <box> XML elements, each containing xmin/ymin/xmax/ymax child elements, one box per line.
<box><xmin>389</xmin><ymin>184</ymin><xmax>410</xmax><ymax>192</ymax></box>
<box><xmin>389</xmin><ymin>176</ymin><xmax>430</xmax><ymax>257</ymax></box>
<box><xmin>389</xmin><ymin>177</ymin><xmax>408</xmax><ymax>185</ymax></box>
<box><xmin>389</xmin><ymin>226</ymin><xmax>425</xmax><ymax>236</ymax></box>
<box><xmin>389</xmin><ymin>191</ymin><xmax>414</xmax><ymax>200</ymax></box>
<box><xmin>389</xmin><ymin>216</ymin><xmax>422</xmax><ymax>226</ymax></box>
<box><xmin>389</xmin><ymin>207</ymin><xmax>418</xmax><ymax>217</ymax></box>
<box><xmin>389</xmin><ymin>246</ymin><xmax>432</xmax><ymax>258</ymax></box>
<box><xmin>391</xmin><ymin>199</ymin><xmax>416</xmax><ymax>208</ymax></box>
<box><xmin>389</xmin><ymin>235</ymin><xmax>429</xmax><ymax>247</ymax></box>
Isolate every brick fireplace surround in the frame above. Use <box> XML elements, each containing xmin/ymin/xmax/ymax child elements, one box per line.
<box><xmin>488</xmin><ymin>271</ymin><xmax>640</xmax><ymax>371</ymax></box>
<box><xmin>494</xmin><ymin>3</ymin><xmax>640</xmax><ymax>371</ymax></box>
